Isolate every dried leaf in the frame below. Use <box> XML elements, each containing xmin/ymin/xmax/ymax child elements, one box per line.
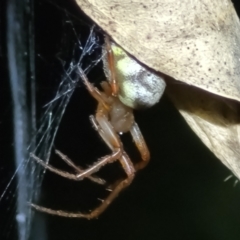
<box><xmin>76</xmin><ymin>0</ymin><xmax>240</xmax><ymax>178</ymax></box>
<box><xmin>166</xmin><ymin>79</ymin><xmax>240</xmax><ymax>178</ymax></box>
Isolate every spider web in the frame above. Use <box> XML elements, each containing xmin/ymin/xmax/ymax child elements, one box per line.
<box><xmin>0</xmin><ymin>1</ymin><xmax>102</xmax><ymax>239</ymax></box>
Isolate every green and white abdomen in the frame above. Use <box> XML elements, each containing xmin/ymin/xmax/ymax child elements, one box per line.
<box><xmin>103</xmin><ymin>42</ymin><xmax>166</xmax><ymax>109</ymax></box>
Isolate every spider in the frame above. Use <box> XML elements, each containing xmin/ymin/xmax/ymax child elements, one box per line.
<box><xmin>30</xmin><ymin>36</ymin><xmax>166</xmax><ymax>219</ymax></box>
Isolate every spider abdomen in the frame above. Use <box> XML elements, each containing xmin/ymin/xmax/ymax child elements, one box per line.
<box><xmin>103</xmin><ymin>42</ymin><xmax>166</xmax><ymax>109</ymax></box>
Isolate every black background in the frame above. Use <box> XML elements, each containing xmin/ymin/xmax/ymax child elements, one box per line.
<box><xmin>2</xmin><ymin>0</ymin><xmax>240</xmax><ymax>240</ymax></box>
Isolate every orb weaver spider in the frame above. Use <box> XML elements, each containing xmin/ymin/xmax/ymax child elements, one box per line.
<box><xmin>30</xmin><ymin>36</ymin><xmax>166</xmax><ymax>219</ymax></box>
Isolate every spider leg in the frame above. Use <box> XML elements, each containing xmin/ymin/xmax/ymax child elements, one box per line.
<box><xmin>30</xmin><ymin>153</ymin><xmax>106</xmax><ymax>185</ymax></box>
<box><xmin>77</xmin><ymin>67</ymin><xmax>109</xmax><ymax>110</ymax></box>
<box><xmin>55</xmin><ymin>150</ymin><xmax>106</xmax><ymax>184</ymax></box>
<box><xmin>30</xmin><ymin>144</ymin><xmax>122</xmax><ymax>182</ymax></box>
<box><xmin>130</xmin><ymin>122</ymin><xmax>150</xmax><ymax>170</ymax></box>
<box><xmin>104</xmin><ymin>35</ymin><xmax>118</xmax><ymax>95</ymax></box>
<box><xmin>31</xmin><ymin>111</ymin><xmax>136</xmax><ymax>218</ymax></box>
<box><xmin>30</xmin><ymin>152</ymin><xmax>134</xmax><ymax>219</ymax></box>
<box><xmin>30</xmin><ymin>100</ymin><xmax>124</xmax><ymax>185</ymax></box>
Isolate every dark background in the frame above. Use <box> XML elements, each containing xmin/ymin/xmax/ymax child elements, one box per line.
<box><xmin>2</xmin><ymin>0</ymin><xmax>240</xmax><ymax>240</ymax></box>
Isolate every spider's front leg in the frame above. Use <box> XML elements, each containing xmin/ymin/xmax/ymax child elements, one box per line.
<box><xmin>104</xmin><ymin>35</ymin><xmax>118</xmax><ymax>95</ymax></box>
